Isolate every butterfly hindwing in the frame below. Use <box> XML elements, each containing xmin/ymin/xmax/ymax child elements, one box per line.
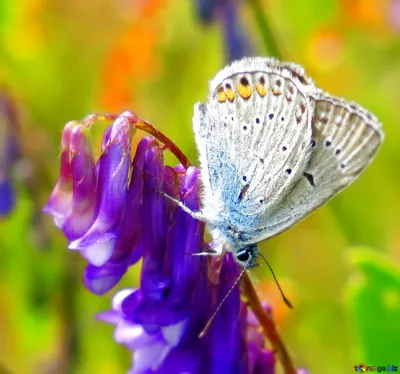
<box><xmin>249</xmin><ymin>89</ymin><xmax>384</xmax><ymax>243</ymax></box>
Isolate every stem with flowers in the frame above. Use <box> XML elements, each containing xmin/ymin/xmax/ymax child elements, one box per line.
<box><xmin>79</xmin><ymin>112</ymin><xmax>295</xmax><ymax>373</ymax></box>
<box><xmin>44</xmin><ymin>111</ymin><xmax>304</xmax><ymax>374</ymax></box>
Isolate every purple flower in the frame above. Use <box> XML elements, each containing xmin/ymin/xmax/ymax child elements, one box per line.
<box><xmin>195</xmin><ymin>0</ymin><xmax>219</xmax><ymax>23</ymax></box>
<box><xmin>43</xmin><ymin>121</ymin><xmax>75</xmax><ymax>226</ymax></box>
<box><xmin>69</xmin><ymin>112</ymin><xmax>134</xmax><ymax>265</ymax></box>
<box><xmin>0</xmin><ymin>94</ymin><xmax>21</xmax><ymax>217</ymax></box>
<box><xmin>62</xmin><ymin>125</ymin><xmax>97</xmax><ymax>240</ymax></box>
<box><xmin>98</xmin><ymin>259</ymin><xmax>275</xmax><ymax>374</ymax></box>
<box><xmin>194</xmin><ymin>0</ymin><xmax>252</xmax><ymax>61</ymax></box>
<box><xmin>45</xmin><ymin>111</ymin><xmax>136</xmax><ymax>267</ymax></box>
<box><xmin>220</xmin><ymin>0</ymin><xmax>251</xmax><ymax>61</ymax></box>
<box><xmin>46</xmin><ymin>113</ymin><xmax>305</xmax><ymax>373</ymax></box>
<box><xmin>83</xmin><ymin>137</ymin><xmax>157</xmax><ymax>295</ymax></box>
<box><xmin>94</xmin><ymin>142</ymin><xmax>276</xmax><ymax>373</ymax></box>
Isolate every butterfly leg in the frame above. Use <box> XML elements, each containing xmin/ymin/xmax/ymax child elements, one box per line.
<box><xmin>191</xmin><ymin>250</ymin><xmax>220</xmax><ymax>256</ymax></box>
<box><xmin>191</xmin><ymin>243</ymin><xmax>224</xmax><ymax>257</ymax></box>
<box><xmin>161</xmin><ymin>191</ymin><xmax>207</xmax><ymax>222</ymax></box>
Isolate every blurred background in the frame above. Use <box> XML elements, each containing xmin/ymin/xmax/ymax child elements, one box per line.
<box><xmin>0</xmin><ymin>0</ymin><xmax>399</xmax><ymax>373</ymax></box>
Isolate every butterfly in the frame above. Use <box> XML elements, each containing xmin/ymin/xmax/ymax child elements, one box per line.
<box><xmin>174</xmin><ymin>57</ymin><xmax>383</xmax><ymax>268</ymax></box>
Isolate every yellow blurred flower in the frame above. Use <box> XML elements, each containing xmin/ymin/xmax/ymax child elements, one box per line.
<box><xmin>307</xmin><ymin>28</ymin><xmax>345</xmax><ymax>73</ymax></box>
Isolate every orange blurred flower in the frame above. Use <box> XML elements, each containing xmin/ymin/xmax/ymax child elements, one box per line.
<box><xmin>256</xmin><ymin>278</ymin><xmax>295</xmax><ymax>327</ymax></box>
<box><xmin>339</xmin><ymin>0</ymin><xmax>393</xmax><ymax>37</ymax></box>
<box><xmin>99</xmin><ymin>0</ymin><xmax>168</xmax><ymax>112</ymax></box>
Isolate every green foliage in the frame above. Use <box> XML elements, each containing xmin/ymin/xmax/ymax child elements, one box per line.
<box><xmin>346</xmin><ymin>248</ymin><xmax>400</xmax><ymax>363</ymax></box>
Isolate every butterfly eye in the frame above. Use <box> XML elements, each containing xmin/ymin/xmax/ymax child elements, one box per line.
<box><xmin>236</xmin><ymin>249</ymin><xmax>251</xmax><ymax>263</ymax></box>
<box><xmin>236</xmin><ymin>245</ymin><xmax>258</xmax><ymax>264</ymax></box>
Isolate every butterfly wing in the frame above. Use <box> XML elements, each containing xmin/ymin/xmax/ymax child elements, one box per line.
<box><xmin>248</xmin><ymin>89</ymin><xmax>384</xmax><ymax>243</ymax></box>
<box><xmin>193</xmin><ymin>57</ymin><xmax>316</xmax><ymax>238</ymax></box>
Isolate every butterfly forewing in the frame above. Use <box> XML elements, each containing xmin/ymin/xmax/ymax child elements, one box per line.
<box><xmin>194</xmin><ymin>58</ymin><xmax>317</xmax><ymax>230</ymax></box>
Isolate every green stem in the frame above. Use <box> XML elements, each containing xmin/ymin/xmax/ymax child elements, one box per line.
<box><xmin>248</xmin><ymin>0</ymin><xmax>283</xmax><ymax>59</ymax></box>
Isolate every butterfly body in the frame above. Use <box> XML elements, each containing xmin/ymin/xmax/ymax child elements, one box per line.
<box><xmin>191</xmin><ymin>57</ymin><xmax>383</xmax><ymax>267</ymax></box>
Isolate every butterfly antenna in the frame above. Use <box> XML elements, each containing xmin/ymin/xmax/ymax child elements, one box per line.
<box><xmin>258</xmin><ymin>252</ymin><xmax>293</xmax><ymax>309</ymax></box>
<box><xmin>199</xmin><ymin>267</ymin><xmax>246</xmax><ymax>339</ymax></box>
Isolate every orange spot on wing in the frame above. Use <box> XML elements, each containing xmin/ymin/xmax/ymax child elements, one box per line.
<box><xmin>272</xmin><ymin>88</ymin><xmax>282</xmax><ymax>96</ymax></box>
<box><xmin>225</xmin><ymin>88</ymin><xmax>235</xmax><ymax>102</ymax></box>
<box><xmin>237</xmin><ymin>84</ymin><xmax>252</xmax><ymax>99</ymax></box>
<box><xmin>216</xmin><ymin>86</ymin><xmax>226</xmax><ymax>102</ymax></box>
<box><xmin>256</xmin><ymin>83</ymin><xmax>267</xmax><ymax>97</ymax></box>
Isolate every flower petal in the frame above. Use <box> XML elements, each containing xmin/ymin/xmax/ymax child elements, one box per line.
<box><xmin>43</xmin><ymin>121</ymin><xmax>75</xmax><ymax>226</ymax></box>
<box><xmin>69</xmin><ymin>113</ymin><xmax>134</xmax><ymax>265</ymax></box>
<box><xmin>140</xmin><ymin>144</ymin><xmax>171</xmax><ymax>301</ymax></box>
<box><xmin>62</xmin><ymin>125</ymin><xmax>97</xmax><ymax>240</ymax></box>
<box><xmin>167</xmin><ymin>167</ymin><xmax>203</xmax><ymax>309</ymax></box>
<box><xmin>254</xmin><ymin>349</ymin><xmax>275</xmax><ymax>374</ymax></box>
<box><xmin>112</xmin><ymin>137</ymin><xmax>157</xmax><ymax>262</ymax></box>
<box><xmin>0</xmin><ymin>178</ymin><xmax>15</xmax><ymax>217</ymax></box>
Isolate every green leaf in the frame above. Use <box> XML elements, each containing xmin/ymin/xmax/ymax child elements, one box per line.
<box><xmin>345</xmin><ymin>248</ymin><xmax>400</xmax><ymax>363</ymax></box>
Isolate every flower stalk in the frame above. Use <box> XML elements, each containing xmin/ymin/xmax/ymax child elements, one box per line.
<box><xmin>242</xmin><ymin>272</ymin><xmax>295</xmax><ymax>374</ymax></box>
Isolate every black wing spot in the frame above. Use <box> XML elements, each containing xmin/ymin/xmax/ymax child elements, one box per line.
<box><xmin>243</xmin><ymin>125</ymin><xmax>248</xmax><ymax>131</ymax></box>
<box><xmin>335</xmin><ymin>149</ymin><xmax>341</xmax><ymax>155</ymax></box>
<box><xmin>269</xmin><ymin>113</ymin><xmax>274</xmax><ymax>119</ymax></box>
<box><xmin>242</xmin><ymin>175</ymin><xmax>247</xmax><ymax>182</ymax></box>
<box><xmin>325</xmin><ymin>140</ymin><xmax>331</xmax><ymax>147</ymax></box>
<box><xmin>225</xmin><ymin>83</ymin><xmax>232</xmax><ymax>89</ymax></box>
<box><xmin>256</xmin><ymin>117</ymin><xmax>260</xmax><ymax>124</ymax></box>
<box><xmin>303</xmin><ymin>172</ymin><xmax>315</xmax><ymax>186</ymax></box>
<box><xmin>311</xmin><ymin>139</ymin><xmax>316</xmax><ymax>147</ymax></box>
<box><xmin>231</xmin><ymin>116</ymin><xmax>234</xmax><ymax>121</ymax></box>
<box><xmin>259</xmin><ymin>158</ymin><xmax>264</xmax><ymax>164</ymax></box>
<box><xmin>285</xmin><ymin>169</ymin><xmax>292</xmax><ymax>175</ymax></box>
<box><xmin>292</xmin><ymin>71</ymin><xmax>308</xmax><ymax>85</ymax></box>
<box><xmin>259</xmin><ymin>199</ymin><xmax>264</xmax><ymax>204</ymax></box>
<box><xmin>240</xmin><ymin>76</ymin><xmax>249</xmax><ymax>86</ymax></box>
<box><xmin>282</xmin><ymin>146</ymin><xmax>287</xmax><ymax>151</ymax></box>
<box><xmin>238</xmin><ymin>184</ymin><xmax>250</xmax><ymax>201</ymax></box>
<box><xmin>319</xmin><ymin>117</ymin><xmax>329</xmax><ymax>125</ymax></box>
<box><xmin>259</xmin><ymin>76</ymin><xmax>266</xmax><ymax>85</ymax></box>
<box><xmin>341</xmin><ymin>163</ymin><xmax>345</xmax><ymax>169</ymax></box>
<box><xmin>281</xmin><ymin>116</ymin><xmax>285</xmax><ymax>121</ymax></box>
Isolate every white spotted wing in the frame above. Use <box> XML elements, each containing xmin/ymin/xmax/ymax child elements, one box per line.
<box><xmin>193</xmin><ymin>57</ymin><xmax>383</xmax><ymax>248</ymax></box>
<box><xmin>193</xmin><ymin>57</ymin><xmax>316</xmax><ymax>242</ymax></box>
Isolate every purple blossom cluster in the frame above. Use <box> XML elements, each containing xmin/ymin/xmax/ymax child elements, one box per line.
<box><xmin>44</xmin><ymin>113</ymin><xmax>307</xmax><ymax>373</ymax></box>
